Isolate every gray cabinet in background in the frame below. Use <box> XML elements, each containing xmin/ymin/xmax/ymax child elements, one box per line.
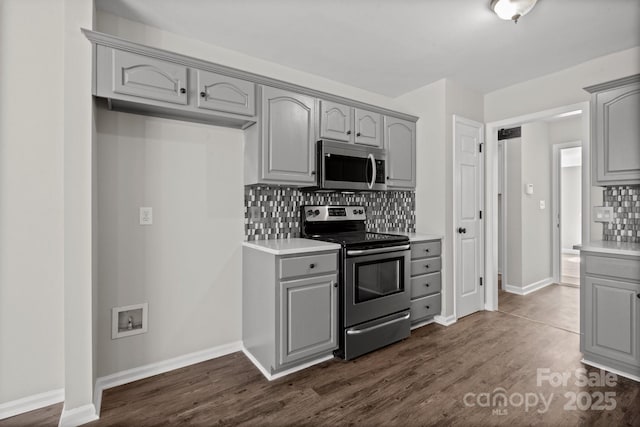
<box><xmin>319</xmin><ymin>100</ymin><xmax>352</xmax><ymax>142</ymax></box>
<box><xmin>585</xmin><ymin>75</ymin><xmax>640</xmax><ymax>186</ymax></box>
<box><xmin>581</xmin><ymin>251</ymin><xmax>640</xmax><ymax>379</ymax></box>
<box><xmin>385</xmin><ymin>116</ymin><xmax>416</xmax><ymax>189</ymax></box>
<box><xmin>409</xmin><ymin>239</ymin><xmax>442</xmax><ymax>324</ymax></box>
<box><xmin>246</xmin><ymin>86</ymin><xmax>317</xmax><ymax>185</ymax></box>
<box><xmin>354</xmin><ymin>108</ymin><xmax>383</xmax><ymax>148</ymax></box>
<box><xmin>195</xmin><ymin>69</ymin><xmax>255</xmax><ymax>116</ymax></box>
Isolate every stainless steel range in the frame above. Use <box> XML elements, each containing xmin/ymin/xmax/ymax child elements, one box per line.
<box><xmin>301</xmin><ymin>205</ymin><xmax>411</xmax><ymax>360</ymax></box>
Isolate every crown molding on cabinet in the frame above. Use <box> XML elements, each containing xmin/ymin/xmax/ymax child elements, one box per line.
<box><xmin>82</xmin><ymin>29</ymin><xmax>418</xmax><ymax>123</ymax></box>
<box><xmin>583</xmin><ymin>73</ymin><xmax>640</xmax><ymax>93</ymax></box>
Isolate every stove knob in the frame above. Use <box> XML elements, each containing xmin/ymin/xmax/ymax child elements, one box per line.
<box><xmin>314</xmin><ymin>209</ymin><xmax>320</xmax><ymax>216</ymax></box>
<box><xmin>359</xmin><ymin>209</ymin><xmax>364</xmax><ymax>215</ymax></box>
<box><xmin>353</xmin><ymin>209</ymin><xmax>358</xmax><ymax>214</ymax></box>
<box><xmin>306</xmin><ymin>210</ymin><xmax>314</xmax><ymax>216</ymax></box>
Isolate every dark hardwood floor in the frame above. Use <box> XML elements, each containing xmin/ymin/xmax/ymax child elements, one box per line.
<box><xmin>4</xmin><ymin>284</ymin><xmax>639</xmax><ymax>426</ymax></box>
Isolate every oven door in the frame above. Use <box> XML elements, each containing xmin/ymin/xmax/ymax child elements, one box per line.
<box><xmin>319</xmin><ymin>140</ymin><xmax>386</xmax><ymax>191</ymax></box>
<box><xmin>343</xmin><ymin>245</ymin><xmax>410</xmax><ymax>327</ymax></box>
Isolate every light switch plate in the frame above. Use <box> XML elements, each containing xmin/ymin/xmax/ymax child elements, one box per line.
<box><xmin>539</xmin><ymin>200</ymin><xmax>545</xmax><ymax>210</ymax></box>
<box><xmin>593</xmin><ymin>206</ymin><xmax>614</xmax><ymax>223</ymax></box>
<box><xmin>139</xmin><ymin>207</ymin><xmax>153</xmax><ymax>225</ymax></box>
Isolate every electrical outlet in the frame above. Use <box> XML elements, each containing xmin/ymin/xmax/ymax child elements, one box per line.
<box><xmin>539</xmin><ymin>200</ymin><xmax>545</xmax><ymax>210</ymax></box>
<box><xmin>139</xmin><ymin>207</ymin><xmax>153</xmax><ymax>225</ymax></box>
<box><xmin>593</xmin><ymin>206</ymin><xmax>614</xmax><ymax>223</ymax></box>
<box><xmin>248</xmin><ymin>206</ymin><xmax>261</xmax><ymax>221</ymax></box>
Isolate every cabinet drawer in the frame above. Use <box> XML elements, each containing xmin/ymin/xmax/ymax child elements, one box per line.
<box><xmin>411</xmin><ymin>257</ymin><xmax>441</xmax><ymax>276</ymax></box>
<box><xmin>585</xmin><ymin>255</ymin><xmax>640</xmax><ymax>282</ymax></box>
<box><xmin>410</xmin><ymin>272</ymin><xmax>442</xmax><ymax>299</ymax></box>
<box><xmin>195</xmin><ymin>69</ymin><xmax>256</xmax><ymax>116</ymax></box>
<box><xmin>411</xmin><ymin>294</ymin><xmax>441</xmax><ymax>321</ymax></box>
<box><xmin>279</xmin><ymin>253</ymin><xmax>337</xmax><ymax>279</ymax></box>
<box><xmin>411</xmin><ymin>241</ymin><xmax>441</xmax><ymax>259</ymax></box>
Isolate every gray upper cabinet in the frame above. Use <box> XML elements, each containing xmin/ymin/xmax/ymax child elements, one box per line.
<box><xmin>354</xmin><ymin>108</ymin><xmax>382</xmax><ymax>148</ymax></box>
<box><xmin>259</xmin><ymin>86</ymin><xmax>316</xmax><ymax>184</ymax></box>
<box><xmin>112</xmin><ymin>49</ymin><xmax>188</xmax><ymax>105</ymax></box>
<box><xmin>585</xmin><ymin>75</ymin><xmax>640</xmax><ymax>186</ymax></box>
<box><xmin>581</xmin><ymin>252</ymin><xmax>640</xmax><ymax>378</ymax></box>
<box><xmin>195</xmin><ymin>69</ymin><xmax>255</xmax><ymax>116</ymax></box>
<box><xmin>279</xmin><ymin>274</ymin><xmax>338</xmax><ymax>365</ymax></box>
<box><xmin>319</xmin><ymin>100</ymin><xmax>352</xmax><ymax>142</ymax></box>
<box><xmin>385</xmin><ymin>116</ymin><xmax>416</xmax><ymax>189</ymax></box>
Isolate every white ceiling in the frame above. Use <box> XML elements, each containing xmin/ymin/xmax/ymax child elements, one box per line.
<box><xmin>94</xmin><ymin>0</ymin><xmax>640</xmax><ymax>98</ymax></box>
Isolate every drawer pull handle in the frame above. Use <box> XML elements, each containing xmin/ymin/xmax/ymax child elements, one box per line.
<box><xmin>425</xmin><ymin>248</ymin><xmax>430</xmax><ymax>253</ymax></box>
<box><xmin>426</xmin><ymin>305</ymin><xmax>430</xmax><ymax>309</ymax></box>
<box><xmin>425</xmin><ymin>283</ymin><xmax>430</xmax><ymax>287</ymax></box>
<box><xmin>309</xmin><ymin>263</ymin><xmax>316</xmax><ymax>269</ymax></box>
<box><xmin>425</xmin><ymin>264</ymin><xmax>430</xmax><ymax>269</ymax></box>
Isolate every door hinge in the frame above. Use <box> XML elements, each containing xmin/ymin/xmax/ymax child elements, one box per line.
<box><xmin>479</xmin><ymin>143</ymin><xmax>483</xmax><ymax>153</ymax></box>
<box><xmin>479</xmin><ymin>210</ymin><xmax>482</xmax><ymax>219</ymax></box>
<box><xmin>480</xmin><ymin>277</ymin><xmax>483</xmax><ymax>287</ymax></box>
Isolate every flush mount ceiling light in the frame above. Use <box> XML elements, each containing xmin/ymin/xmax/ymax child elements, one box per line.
<box><xmin>491</xmin><ymin>0</ymin><xmax>538</xmax><ymax>23</ymax></box>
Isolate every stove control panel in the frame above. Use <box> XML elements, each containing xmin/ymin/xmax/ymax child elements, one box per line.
<box><xmin>303</xmin><ymin>205</ymin><xmax>366</xmax><ymax>221</ymax></box>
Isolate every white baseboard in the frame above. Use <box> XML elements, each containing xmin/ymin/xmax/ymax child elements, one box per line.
<box><xmin>93</xmin><ymin>341</ymin><xmax>242</xmax><ymax>417</ymax></box>
<box><xmin>581</xmin><ymin>358</ymin><xmax>640</xmax><ymax>383</ymax></box>
<box><xmin>0</xmin><ymin>388</ymin><xmax>64</xmax><ymax>420</ymax></box>
<box><xmin>410</xmin><ymin>318</ymin><xmax>435</xmax><ymax>330</ymax></box>
<box><xmin>242</xmin><ymin>347</ymin><xmax>334</xmax><ymax>381</ymax></box>
<box><xmin>504</xmin><ymin>277</ymin><xmax>554</xmax><ymax>296</ymax></box>
<box><xmin>434</xmin><ymin>314</ymin><xmax>457</xmax><ymax>326</ymax></box>
<box><xmin>58</xmin><ymin>403</ymin><xmax>98</xmax><ymax>427</ymax></box>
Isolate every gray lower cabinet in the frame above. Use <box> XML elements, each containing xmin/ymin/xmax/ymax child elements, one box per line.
<box><xmin>581</xmin><ymin>252</ymin><xmax>640</xmax><ymax>378</ymax></box>
<box><xmin>95</xmin><ymin>45</ymin><xmax>257</xmax><ymax>128</ymax></box>
<box><xmin>409</xmin><ymin>239</ymin><xmax>442</xmax><ymax>324</ymax></box>
<box><xmin>584</xmin><ymin>75</ymin><xmax>640</xmax><ymax>186</ymax></box>
<box><xmin>245</xmin><ymin>86</ymin><xmax>317</xmax><ymax>186</ymax></box>
<box><xmin>385</xmin><ymin>117</ymin><xmax>416</xmax><ymax>189</ymax></box>
<box><xmin>243</xmin><ymin>246</ymin><xmax>339</xmax><ymax>375</ymax></box>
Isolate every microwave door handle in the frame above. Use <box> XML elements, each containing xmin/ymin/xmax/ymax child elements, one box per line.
<box><xmin>368</xmin><ymin>154</ymin><xmax>376</xmax><ymax>189</ymax></box>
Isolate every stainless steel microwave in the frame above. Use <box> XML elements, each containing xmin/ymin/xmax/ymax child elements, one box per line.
<box><xmin>309</xmin><ymin>140</ymin><xmax>387</xmax><ymax>191</ymax></box>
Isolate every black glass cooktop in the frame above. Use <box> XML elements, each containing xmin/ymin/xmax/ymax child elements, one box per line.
<box><xmin>309</xmin><ymin>231</ymin><xmax>409</xmax><ymax>249</ymax></box>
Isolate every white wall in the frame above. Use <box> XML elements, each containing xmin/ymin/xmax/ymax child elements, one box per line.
<box><xmin>505</xmin><ymin>139</ymin><xmax>523</xmax><ymax>287</ymax></box>
<box><xmin>520</xmin><ymin>122</ymin><xmax>552</xmax><ymax>286</ymax></box>
<box><xmin>485</xmin><ymin>47</ymin><xmax>640</xmax><ymax>123</ymax></box>
<box><xmin>0</xmin><ymin>0</ymin><xmax>65</xmax><ymax>405</ymax></box>
<box><xmin>561</xmin><ymin>165</ymin><xmax>582</xmax><ymax>250</ymax></box>
<box><xmin>95</xmin><ymin>110</ymin><xmax>244</xmax><ymax>376</ymax></box>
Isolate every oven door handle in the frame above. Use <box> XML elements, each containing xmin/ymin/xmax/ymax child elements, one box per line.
<box><xmin>346</xmin><ymin>312</ymin><xmax>410</xmax><ymax>335</ymax></box>
<box><xmin>367</xmin><ymin>153</ymin><xmax>376</xmax><ymax>190</ymax></box>
<box><xmin>346</xmin><ymin>244</ymin><xmax>410</xmax><ymax>256</ymax></box>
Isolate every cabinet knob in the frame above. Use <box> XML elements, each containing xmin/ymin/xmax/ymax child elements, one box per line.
<box><xmin>426</xmin><ymin>305</ymin><xmax>430</xmax><ymax>309</ymax></box>
<box><xmin>356</xmin><ymin>132</ymin><xmax>361</xmax><ymax>137</ymax></box>
<box><xmin>334</xmin><ymin>282</ymin><xmax>338</xmax><ymax>288</ymax></box>
<box><xmin>425</xmin><ymin>248</ymin><xmax>430</xmax><ymax>253</ymax></box>
<box><xmin>200</xmin><ymin>91</ymin><xmax>206</xmax><ymax>98</ymax></box>
<box><xmin>637</xmin><ymin>293</ymin><xmax>640</xmax><ymax>299</ymax></box>
<box><xmin>346</xmin><ymin>130</ymin><xmax>352</xmax><ymax>135</ymax></box>
<box><xmin>311</xmin><ymin>171</ymin><xmax>316</xmax><ymax>175</ymax></box>
<box><xmin>386</xmin><ymin>176</ymin><xmax>389</xmax><ymax>180</ymax></box>
<box><xmin>425</xmin><ymin>283</ymin><xmax>430</xmax><ymax>287</ymax></box>
<box><xmin>309</xmin><ymin>263</ymin><xmax>316</xmax><ymax>269</ymax></box>
<box><xmin>425</xmin><ymin>265</ymin><xmax>430</xmax><ymax>269</ymax></box>
<box><xmin>180</xmin><ymin>88</ymin><xmax>186</xmax><ymax>94</ymax></box>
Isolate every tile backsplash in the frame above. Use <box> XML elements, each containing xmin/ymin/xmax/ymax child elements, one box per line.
<box><xmin>602</xmin><ymin>185</ymin><xmax>640</xmax><ymax>243</ymax></box>
<box><xmin>245</xmin><ymin>186</ymin><xmax>415</xmax><ymax>240</ymax></box>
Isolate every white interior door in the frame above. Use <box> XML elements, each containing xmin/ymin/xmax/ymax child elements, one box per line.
<box><xmin>454</xmin><ymin>116</ymin><xmax>485</xmax><ymax>318</ymax></box>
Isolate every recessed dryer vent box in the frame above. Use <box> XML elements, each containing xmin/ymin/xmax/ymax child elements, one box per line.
<box><xmin>112</xmin><ymin>303</ymin><xmax>148</xmax><ymax>339</ymax></box>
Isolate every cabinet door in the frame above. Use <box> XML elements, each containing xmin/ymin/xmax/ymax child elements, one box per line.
<box><xmin>279</xmin><ymin>274</ymin><xmax>338</xmax><ymax>366</ymax></box>
<box><xmin>112</xmin><ymin>49</ymin><xmax>188</xmax><ymax>105</ymax></box>
<box><xmin>261</xmin><ymin>86</ymin><xmax>316</xmax><ymax>184</ymax></box>
<box><xmin>593</xmin><ymin>81</ymin><xmax>640</xmax><ymax>185</ymax></box>
<box><xmin>354</xmin><ymin>108</ymin><xmax>382</xmax><ymax>147</ymax></box>
<box><xmin>385</xmin><ymin>117</ymin><xmax>416</xmax><ymax>188</ymax></box>
<box><xmin>195</xmin><ymin>69</ymin><xmax>255</xmax><ymax>116</ymax></box>
<box><xmin>319</xmin><ymin>100</ymin><xmax>352</xmax><ymax>142</ymax></box>
<box><xmin>584</xmin><ymin>276</ymin><xmax>640</xmax><ymax>367</ymax></box>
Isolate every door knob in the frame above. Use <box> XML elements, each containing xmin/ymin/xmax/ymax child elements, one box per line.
<box><xmin>458</xmin><ymin>227</ymin><xmax>467</xmax><ymax>234</ymax></box>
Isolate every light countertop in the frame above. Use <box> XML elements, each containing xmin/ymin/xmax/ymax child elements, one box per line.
<box><xmin>385</xmin><ymin>230</ymin><xmax>443</xmax><ymax>243</ymax></box>
<box><xmin>243</xmin><ymin>238</ymin><xmax>341</xmax><ymax>255</ymax></box>
<box><xmin>574</xmin><ymin>240</ymin><xmax>640</xmax><ymax>257</ymax></box>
